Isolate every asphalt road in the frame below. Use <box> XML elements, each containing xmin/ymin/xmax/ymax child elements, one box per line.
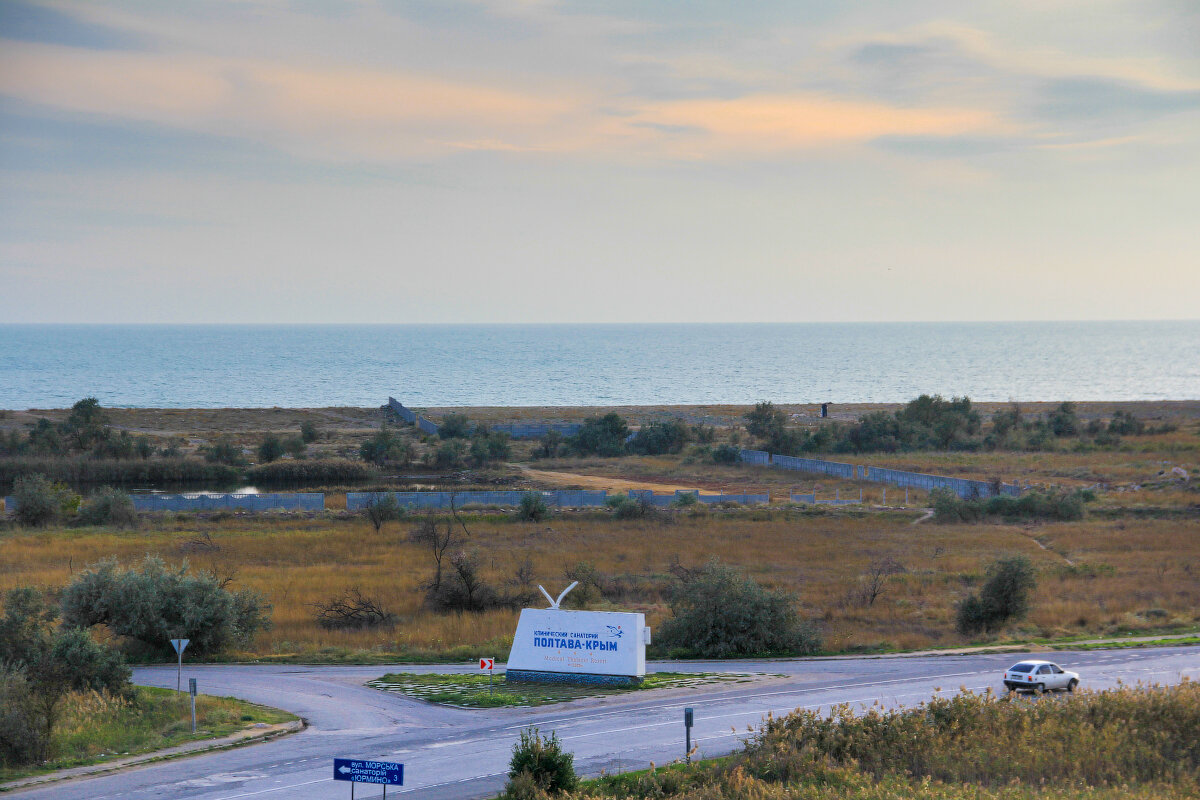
<box><xmin>14</xmin><ymin>646</ymin><xmax>1199</xmax><ymax>800</ymax></box>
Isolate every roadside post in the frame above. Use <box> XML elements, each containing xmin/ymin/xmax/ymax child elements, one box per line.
<box><xmin>684</xmin><ymin>707</ymin><xmax>694</xmax><ymax>764</ymax></box>
<box><xmin>189</xmin><ymin>678</ymin><xmax>197</xmax><ymax>733</ymax></box>
<box><xmin>333</xmin><ymin>758</ymin><xmax>403</xmax><ymax>799</ymax></box>
<box><xmin>170</xmin><ymin>638</ymin><xmax>189</xmax><ymax>693</ymax></box>
<box><xmin>480</xmin><ymin>657</ymin><xmax>495</xmax><ymax>693</ymax></box>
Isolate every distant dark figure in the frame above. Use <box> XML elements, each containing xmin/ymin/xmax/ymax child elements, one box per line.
<box><xmin>821</xmin><ymin>403</ymin><xmax>829</xmax><ymax>418</ymax></box>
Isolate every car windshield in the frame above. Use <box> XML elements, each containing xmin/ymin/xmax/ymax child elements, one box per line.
<box><xmin>1008</xmin><ymin>663</ymin><xmax>1036</xmax><ymax>673</ymax></box>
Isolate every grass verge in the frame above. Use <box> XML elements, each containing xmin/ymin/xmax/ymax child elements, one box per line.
<box><xmin>0</xmin><ymin>686</ymin><xmax>296</xmax><ymax>784</ymax></box>
<box><xmin>367</xmin><ymin>671</ymin><xmax>758</xmax><ymax>707</ymax></box>
<box><xmin>568</xmin><ymin>682</ymin><xmax>1200</xmax><ymax>800</ymax></box>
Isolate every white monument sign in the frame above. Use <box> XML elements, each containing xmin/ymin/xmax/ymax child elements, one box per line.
<box><xmin>506</xmin><ymin>583</ymin><xmax>648</xmax><ymax>684</ymax></box>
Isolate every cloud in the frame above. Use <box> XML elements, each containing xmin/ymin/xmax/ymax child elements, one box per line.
<box><xmin>1034</xmin><ymin>77</ymin><xmax>1200</xmax><ymax>124</ymax></box>
<box><xmin>0</xmin><ymin>39</ymin><xmax>1005</xmax><ymax>162</ymax></box>
<box><xmin>0</xmin><ymin>0</ymin><xmax>144</xmax><ymax>51</ymax></box>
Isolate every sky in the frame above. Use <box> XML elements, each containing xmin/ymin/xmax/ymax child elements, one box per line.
<box><xmin>1</xmin><ymin>0</ymin><xmax>1198</xmax><ymax>324</ymax></box>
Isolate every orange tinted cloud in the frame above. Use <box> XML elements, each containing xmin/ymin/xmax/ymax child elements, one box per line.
<box><xmin>0</xmin><ymin>41</ymin><xmax>1001</xmax><ymax>160</ymax></box>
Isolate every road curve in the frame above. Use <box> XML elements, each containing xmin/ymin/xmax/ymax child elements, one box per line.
<box><xmin>13</xmin><ymin>646</ymin><xmax>1199</xmax><ymax>800</ymax></box>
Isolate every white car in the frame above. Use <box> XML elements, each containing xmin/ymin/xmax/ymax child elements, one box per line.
<box><xmin>1003</xmin><ymin>660</ymin><xmax>1079</xmax><ymax>693</ymax></box>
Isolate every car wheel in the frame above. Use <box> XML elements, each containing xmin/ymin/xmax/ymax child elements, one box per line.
<box><xmin>1067</xmin><ymin>679</ymin><xmax>1078</xmax><ymax>692</ymax></box>
<box><xmin>1034</xmin><ymin>683</ymin><xmax>1045</xmax><ymax>695</ymax></box>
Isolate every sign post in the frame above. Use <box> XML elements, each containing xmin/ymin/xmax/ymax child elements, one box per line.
<box><xmin>189</xmin><ymin>678</ymin><xmax>198</xmax><ymax>733</ymax></box>
<box><xmin>479</xmin><ymin>657</ymin><xmax>495</xmax><ymax>693</ymax></box>
<box><xmin>169</xmin><ymin>638</ymin><xmax>189</xmax><ymax>693</ymax></box>
<box><xmin>333</xmin><ymin>759</ymin><xmax>403</xmax><ymax>799</ymax></box>
<box><xmin>684</xmin><ymin>707</ymin><xmax>694</xmax><ymax>764</ymax></box>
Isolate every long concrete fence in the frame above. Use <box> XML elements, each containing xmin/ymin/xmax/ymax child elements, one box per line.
<box><xmin>4</xmin><ymin>493</ymin><xmax>325</xmax><ymax>513</ymax></box>
<box><xmin>348</xmin><ymin>488</ymin><xmax>767</xmax><ymax>511</ymax></box>
<box><xmin>627</xmin><ymin>489</ymin><xmax>769</xmax><ymax>507</ymax></box>
<box><xmin>391</xmin><ymin>398</ymin><xmax>582</xmax><ymax>440</ymax></box>
<box><xmin>740</xmin><ymin>449</ymin><xmax>1022</xmax><ymax>499</ymax></box>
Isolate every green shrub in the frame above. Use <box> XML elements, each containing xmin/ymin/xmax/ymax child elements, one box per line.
<box><xmin>359</xmin><ymin>425</ymin><xmax>413</xmax><ymax>466</ymax></box>
<box><xmin>78</xmin><ymin>487</ymin><xmax>138</xmax><ymax>527</ymax></box>
<box><xmin>504</xmin><ymin>727</ymin><xmax>577</xmax><ymax>798</ymax></box>
<box><xmin>627</xmin><ymin>421</ymin><xmax>690</xmax><ymax>455</ymax></box>
<box><xmin>569</xmin><ymin>414</ymin><xmax>628</xmax><ymax>457</ymax></box>
<box><xmin>711</xmin><ymin>443</ymin><xmax>740</xmax><ymax>464</ymax></box>
<box><xmin>517</xmin><ymin>492</ymin><xmax>550</xmax><ymax>522</ymax></box>
<box><xmin>364</xmin><ymin>493</ymin><xmax>403</xmax><ymax>532</ymax></box>
<box><xmin>246</xmin><ymin>458</ymin><xmax>376</xmax><ymax>487</ymax></box>
<box><xmin>257</xmin><ymin>434</ymin><xmax>285</xmax><ymax>463</ymax></box>
<box><xmin>203</xmin><ymin>436</ymin><xmax>246</xmax><ymax>466</ymax></box>
<box><xmin>0</xmin><ymin>665</ymin><xmax>45</xmax><ymax>767</ymax></box>
<box><xmin>300</xmin><ymin>421</ymin><xmax>320</xmax><ymax>443</ymax></box>
<box><xmin>605</xmin><ymin>494</ymin><xmax>652</xmax><ymax>519</ymax></box>
<box><xmin>933</xmin><ymin>488</ymin><xmax>1086</xmax><ymax>524</ymax></box>
<box><xmin>956</xmin><ymin>556</ymin><xmax>1036</xmax><ymax>635</ymax></box>
<box><xmin>433</xmin><ymin>440</ymin><xmax>467</xmax><ymax>469</ymax></box>
<box><xmin>11</xmin><ymin>473</ymin><xmax>78</xmax><ymax>527</ymax></box>
<box><xmin>0</xmin><ymin>457</ymin><xmax>240</xmax><ymax>489</ymax></box>
<box><xmin>657</xmin><ymin>561</ymin><xmax>821</xmax><ymax>657</ymax></box>
<box><xmin>60</xmin><ymin>556</ymin><xmax>271</xmax><ymax>657</ymax></box>
<box><xmin>438</xmin><ymin>414</ymin><xmax>473</xmax><ymax>440</ymax></box>
<box><xmin>470</xmin><ymin>428</ymin><xmax>511</xmax><ymax>466</ymax></box>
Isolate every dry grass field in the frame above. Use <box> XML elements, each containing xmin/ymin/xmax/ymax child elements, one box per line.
<box><xmin>2</xmin><ymin>507</ymin><xmax>1197</xmax><ymax>661</ymax></box>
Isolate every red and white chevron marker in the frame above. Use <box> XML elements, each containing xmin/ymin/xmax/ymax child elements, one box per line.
<box><xmin>479</xmin><ymin>657</ymin><xmax>494</xmax><ymax>671</ymax></box>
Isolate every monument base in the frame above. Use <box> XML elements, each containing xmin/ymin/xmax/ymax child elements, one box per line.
<box><xmin>505</xmin><ymin>669</ymin><xmax>644</xmax><ymax>687</ymax></box>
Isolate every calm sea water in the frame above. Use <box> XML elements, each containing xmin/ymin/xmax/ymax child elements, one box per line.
<box><xmin>0</xmin><ymin>322</ymin><xmax>1196</xmax><ymax>409</ymax></box>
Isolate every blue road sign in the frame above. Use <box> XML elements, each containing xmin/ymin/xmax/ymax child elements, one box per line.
<box><xmin>333</xmin><ymin>759</ymin><xmax>404</xmax><ymax>786</ymax></box>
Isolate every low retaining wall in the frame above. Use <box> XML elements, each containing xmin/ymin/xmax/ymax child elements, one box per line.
<box><xmin>387</xmin><ymin>397</ymin><xmax>418</xmax><ymax>424</ymax></box>
<box><xmin>347</xmin><ymin>490</ymin><xmax>609</xmax><ymax>511</ymax></box>
<box><xmin>626</xmin><ymin>489</ymin><xmax>769</xmax><ymax>506</ymax></box>
<box><xmin>415</xmin><ymin>416</ymin><xmax>440</xmax><ymax>436</ymax></box>
<box><xmin>4</xmin><ymin>493</ymin><xmax>325</xmax><ymax>513</ymax></box>
<box><xmin>743</xmin><ymin>449</ymin><xmax>1022</xmax><ymax>499</ymax></box>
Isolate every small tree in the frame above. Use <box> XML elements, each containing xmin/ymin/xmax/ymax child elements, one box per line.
<box><xmin>438</xmin><ymin>413</ymin><xmax>473</xmax><ymax>439</ymax></box>
<box><xmin>712</xmin><ymin>443</ymin><xmax>740</xmax><ymax>464</ymax></box>
<box><xmin>570</xmin><ymin>413</ymin><xmax>628</xmax><ymax>457</ymax></box>
<box><xmin>517</xmin><ymin>492</ymin><xmax>550</xmax><ymax>522</ymax></box>
<box><xmin>78</xmin><ymin>487</ymin><xmax>138</xmax><ymax>527</ymax></box>
<box><xmin>203</xmin><ymin>435</ymin><xmax>246</xmax><ymax>466</ymax></box>
<box><xmin>956</xmin><ymin>556</ymin><xmax>1037</xmax><ymax>635</ymax></box>
<box><xmin>745</xmin><ymin>401</ymin><xmax>786</xmax><ymax>442</ymax></box>
<box><xmin>258</xmin><ymin>433</ymin><xmax>286</xmax><ymax>463</ymax></box>
<box><xmin>657</xmin><ymin>561</ymin><xmax>821</xmax><ymax>657</ymax></box>
<box><xmin>364</xmin><ymin>493</ymin><xmax>403</xmax><ymax>532</ymax></box>
<box><xmin>12</xmin><ymin>473</ymin><xmax>78</xmax><ymax>527</ymax></box>
<box><xmin>60</xmin><ymin>556</ymin><xmax>271</xmax><ymax>657</ymax></box>
<box><xmin>504</xmin><ymin>727</ymin><xmax>577</xmax><ymax>798</ymax></box>
<box><xmin>300</xmin><ymin>421</ymin><xmax>320</xmax><ymax>443</ymax></box>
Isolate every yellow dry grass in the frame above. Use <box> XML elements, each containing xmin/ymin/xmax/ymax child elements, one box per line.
<box><xmin>2</xmin><ymin>509</ymin><xmax>1197</xmax><ymax>659</ymax></box>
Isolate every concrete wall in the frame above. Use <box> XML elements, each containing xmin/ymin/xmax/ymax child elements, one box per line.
<box><xmin>347</xmin><ymin>490</ymin><xmax>609</xmax><ymax>511</ymax></box>
<box><xmin>738</xmin><ymin>449</ymin><xmax>770</xmax><ymax>466</ymax></box>
<box><xmin>133</xmin><ymin>493</ymin><xmax>325</xmax><ymax>512</ymax></box>
<box><xmin>625</xmin><ymin>489</ymin><xmax>768</xmax><ymax>506</ymax></box>
<box><xmin>490</xmin><ymin>423</ymin><xmax>582</xmax><ymax>439</ymax></box>
<box><xmin>387</xmin><ymin>397</ymin><xmax>418</xmax><ymax>424</ymax></box>
<box><xmin>771</xmin><ymin>454</ymin><xmax>857</xmax><ymax>479</ymax></box>
<box><xmin>416</xmin><ymin>416</ymin><xmax>441</xmax><ymax>436</ymax></box>
<box><xmin>4</xmin><ymin>493</ymin><xmax>325</xmax><ymax>513</ymax></box>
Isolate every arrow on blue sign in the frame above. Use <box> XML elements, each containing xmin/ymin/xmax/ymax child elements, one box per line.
<box><xmin>333</xmin><ymin>758</ymin><xmax>404</xmax><ymax>786</ymax></box>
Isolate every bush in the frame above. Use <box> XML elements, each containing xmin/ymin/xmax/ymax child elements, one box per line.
<box><xmin>745</xmin><ymin>401</ymin><xmax>786</xmax><ymax>442</ymax></box>
<box><xmin>425</xmin><ymin>550</ymin><xmax>500</xmax><ymax>612</ymax></box>
<box><xmin>364</xmin><ymin>493</ymin><xmax>403</xmax><ymax>532</ymax></box>
<box><xmin>359</xmin><ymin>425</ymin><xmax>414</xmax><ymax>466</ymax></box>
<box><xmin>313</xmin><ymin>587</ymin><xmax>398</xmax><ymax>630</ymax></box>
<box><xmin>203</xmin><ymin>436</ymin><xmax>246</xmax><ymax>466</ymax></box>
<box><xmin>569</xmin><ymin>414</ymin><xmax>628</xmax><ymax>457</ymax></box>
<box><xmin>78</xmin><ymin>487</ymin><xmax>138</xmax><ymax>527</ymax></box>
<box><xmin>0</xmin><ymin>457</ymin><xmax>240</xmax><ymax>489</ymax></box>
<box><xmin>627</xmin><ymin>421</ymin><xmax>690</xmax><ymax>455</ymax></box>
<box><xmin>711</xmin><ymin>443</ymin><xmax>740</xmax><ymax>464</ymax></box>
<box><xmin>657</xmin><ymin>561</ymin><xmax>821</xmax><ymax>657</ymax></box>
<box><xmin>956</xmin><ymin>556</ymin><xmax>1036</xmax><ymax>635</ymax></box>
<box><xmin>504</xmin><ymin>727</ymin><xmax>577</xmax><ymax>798</ymax></box>
<box><xmin>11</xmin><ymin>473</ymin><xmax>78</xmax><ymax>527</ymax></box>
<box><xmin>470</xmin><ymin>428</ymin><xmax>511</xmax><ymax>466</ymax></box>
<box><xmin>246</xmin><ymin>457</ymin><xmax>376</xmax><ymax>486</ymax></box>
<box><xmin>605</xmin><ymin>494</ymin><xmax>653</xmax><ymax>520</ymax></box>
<box><xmin>517</xmin><ymin>492</ymin><xmax>550</xmax><ymax>522</ymax></box>
<box><xmin>432</xmin><ymin>440</ymin><xmax>467</xmax><ymax>469</ymax></box>
<box><xmin>60</xmin><ymin>556</ymin><xmax>272</xmax><ymax>657</ymax></box>
<box><xmin>0</xmin><ymin>666</ymin><xmax>45</xmax><ymax>767</ymax></box>
<box><xmin>300</xmin><ymin>421</ymin><xmax>320</xmax><ymax>443</ymax></box>
<box><xmin>932</xmin><ymin>488</ymin><xmax>1086</xmax><ymax>524</ymax></box>
<box><xmin>257</xmin><ymin>434</ymin><xmax>285</xmax><ymax>463</ymax></box>
<box><xmin>438</xmin><ymin>413</ymin><xmax>473</xmax><ymax>440</ymax></box>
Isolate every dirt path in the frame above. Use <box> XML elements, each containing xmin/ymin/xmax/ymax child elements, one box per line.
<box><xmin>510</xmin><ymin>464</ymin><xmax>709</xmax><ymax>494</ymax></box>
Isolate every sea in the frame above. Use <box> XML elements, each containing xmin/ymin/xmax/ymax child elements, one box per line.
<box><xmin>0</xmin><ymin>322</ymin><xmax>1196</xmax><ymax>409</ymax></box>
